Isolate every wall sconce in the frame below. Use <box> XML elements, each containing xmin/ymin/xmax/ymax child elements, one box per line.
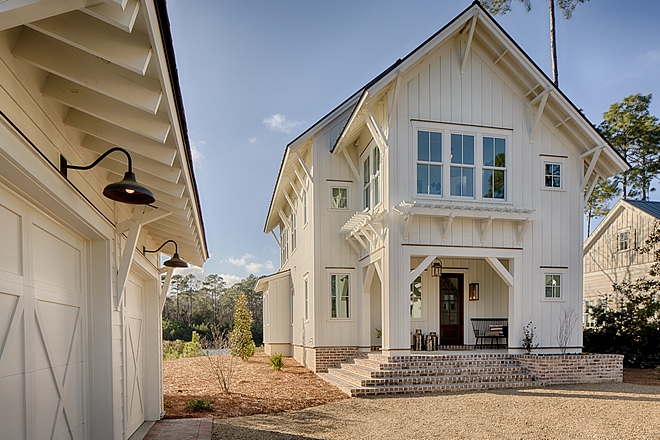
<box><xmin>60</xmin><ymin>147</ymin><xmax>155</xmax><ymax>205</ymax></box>
<box><xmin>143</xmin><ymin>239</ymin><xmax>188</xmax><ymax>268</ymax></box>
<box><xmin>469</xmin><ymin>283</ymin><xmax>479</xmax><ymax>301</ymax></box>
<box><xmin>431</xmin><ymin>259</ymin><xmax>443</xmax><ymax>277</ymax></box>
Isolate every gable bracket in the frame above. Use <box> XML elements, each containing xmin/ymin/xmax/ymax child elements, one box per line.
<box><xmin>363</xmin><ymin>264</ymin><xmax>375</xmax><ymax>294</ymax></box>
<box><xmin>581</xmin><ymin>146</ymin><xmax>603</xmax><ymax>191</ymax></box>
<box><xmin>289</xmin><ymin>181</ymin><xmax>301</xmax><ymax>199</ymax></box>
<box><xmin>461</xmin><ymin>12</ymin><xmax>479</xmax><ymax>74</ymax></box>
<box><xmin>278</xmin><ymin>209</ymin><xmax>291</xmax><ymax>230</ymax></box>
<box><xmin>555</xmin><ymin>116</ymin><xmax>572</xmax><ymax>129</ymax></box>
<box><xmin>159</xmin><ymin>266</ymin><xmax>174</xmax><ymax>313</ymax></box>
<box><xmin>364</xmin><ymin>109</ymin><xmax>388</xmax><ymax>152</ymax></box>
<box><xmin>529</xmin><ymin>89</ymin><xmax>551</xmax><ymax>142</ymax></box>
<box><xmin>293</xmin><ymin>167</ymin><xmax>308</xmax><ymax>190</ymax></box>
<box><xmin>584</xmin><ymin>173</ymin><xmax>600</xmax><ymax>204</ymax></box>
<box><xmin>485</xmin><ymin>257</ymin><xmax>513</xmax><ymax>287</ymax></box>
<box><xmin>403</xmin><ymin>214</ymin><xmax>413</xmax><ymax>240</ymax></box>
<box><xmin>493</xmin><ymin>48</ymin><xmax>508</xmax><ymax>65</ymax></box>
<box><xmin>271</xmin><ymin>230</ymin><xmax>281</xmax><ymax>247</ymax></box>
<box><xmin>296</xmin><ymin>151</ymin><xmax>313</xmax><ymax>182</ymax></box>
<box><xmin>387</xmin><ymin>73</ymin><xmax>402</xmax><ymax>133</ymax></box>
<box><xmin>366</xmin><ymin>221</ymin><xmax>384</xmax><ymax>245</ymax></box>
<box><xmin>116</xmin><ymin>205</ymin><xmax>145</xmax><ymax>309</ymax></box>
<box><xmin>342</xmin><ymin>148</ymin><xmax>361</xmax><ymax>181</ymax></box>
<box><xmin>284</xmin><ymin>191</ymin><xmax>296</xmax><ymax>212</ymax></box>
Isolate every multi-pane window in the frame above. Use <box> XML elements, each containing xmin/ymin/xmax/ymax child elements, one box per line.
<box><xmin>330</xmin><ymin>274</ymin><xmax>349</xmax><ymax>319</ymax></box>
<box><xmin>362</xmin><ymin>146</ymin><xmax>381</xmax><ymax>211</ymax></box>
<box><xmin>544</xmin><ymin>163</ymin><xmax>562</xmax><ymax>188</ymax></box>
<box><xmin>410</xmin><ymin>276</ymin><xmax>422</xmax><ymax>319</ymax></box>
<box><xmin>544</xmin><ymin>274</ymin><xmax>562</xmax><ymax>299</ymax></box>
<box><xmin>417</xmin><ymin>130</ymin><xmax>442</xmax><ymax>195</ymax></box>
<box><xmin>290</xmin><ymin>285</ymin><xmax>294</xmax><ymax>325</ymax></box>
<box><xmin>304</xmin><ymin>277</ymin><xmax>309</xmax><ymax>321</ymax></box>
<box><xmin>583</xmin><ymin>300</ymin><xmax>595</xmax><ymax>328</ymax></box>
<box><xmin>450</xmin><ymin>134</ymin><xmax>475</xmax><ymax>197</ymax></box>
<box><xmin>302</xmin><ymin>188</ymin><xmax>308</xmax><ymax>225</ymax></box>
<box><xmin>280</xmin><ymin>226</ymin><xmax>288</xmax><ymax>265</ymax></box>
<box><xmin>331</xmin><ymin>187</ymin><xmax>348</xmax><ymax>209</ymax></box>
<box><xmin>290</xmin><ymin>211</ymin><xmax>296</xmax><ymax>252</ymax></box>
<box><xmin>482</xmin><ymin>137</ymin><xmax>506</xmax><ymax>199</ymax></box>
<box><xmin>617</xmin><ymin>229</ymin><xmax>630</xmax><ymax>251</ymax></box>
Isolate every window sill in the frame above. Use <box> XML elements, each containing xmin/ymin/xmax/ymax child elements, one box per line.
<box><xmin>328</xmin><ymin>208</ymin><xmax>350</xmax><ymax>212</ymax></box>
<box><xmin>541</xmin><ymin>298</ymin><xmax>565</xmax><ymax>302</ymax></box>
<box><xmin>326</xmin><ymin>318</ymin><xmax>355</xmax><ymax>322</ymax></box>
<box><xmin>540</xmin><ymin>186</ymin><xmax>566</xmax><ymax>192</ymax></box>
<box><xmin>412</xmin><ymin>195</ymin><xmax>513</xmax><ymax>205</ymax></box>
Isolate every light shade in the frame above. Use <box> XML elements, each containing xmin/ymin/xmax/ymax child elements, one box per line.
<box><xmin>164</xmin><ymin>252</ymin><xmax>188</xmax><ymax>268</ymax></box>
<box><xmin>431</xmin><ymin>259</ymin><xmax>443</xmax><ymax>277</ymax></box>
<box><xmin>103</xmin><ymin>171</ymin><xmax>155</xmax><ymax>205</ymax></box>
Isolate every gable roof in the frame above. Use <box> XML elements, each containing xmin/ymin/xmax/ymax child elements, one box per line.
<box><xmin>264</xmin><ymin>0</ymin><xmax>629</xmax><ymax>234</ymax></box>
<box><xmin>624</xmin><ymin>200</ymin><xmax>660</xmax><ymax>220</ymax></box>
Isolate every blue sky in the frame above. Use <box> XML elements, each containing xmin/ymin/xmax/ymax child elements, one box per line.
<box><xmin>166</xmin><ymin>0</ymin><xmax>660</xmax><ymax>285</ymax></box>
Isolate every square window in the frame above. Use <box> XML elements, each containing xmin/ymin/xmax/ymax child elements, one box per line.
<box><xmin>331</xmin><ymin>187</ymin><xmax>348</xmax><ymax>209</ymax></box>
<box><xmin>544</xmin><ymin>274</ymin><xmax>562</xmax><ymax>299</ymax></box>
<box><xmin>544</xmin><ymin>163</ymin><xmax>562</xmax><ymax>188</ymax></box>
<box><xmin>417</xmin><ymin>130</ymin><xmax>442</xmax><ymax>195</ymax></box>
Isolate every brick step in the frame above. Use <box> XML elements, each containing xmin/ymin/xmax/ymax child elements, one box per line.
<box><xmin>354</xmin><ymin>357</ymin><xmax>522</xmax><ymax>370</ymax></box>
<box><xmin>327</xmin><ymin>367</ymin><xmax>534</xmax><ymax>388</ymax></box>
<box><xmin>340</xmin><ymin>362</ymin><xmax>530</xmax><ymax>379</ymax></box>
<box><xmin>316</xmin><ymin>372</ymin><xmax>355</xmax><ymax>396</ymax></box>
<box><xmin>348</xmin><ymin>380</ymin><xmax>538</xmax><ymax>397</ymax></box>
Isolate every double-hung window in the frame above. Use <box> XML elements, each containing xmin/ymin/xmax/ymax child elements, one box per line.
<box><xmin>302</xmin><ymin>188</ymin><xmax>308</xmax><ymax>225</ymax></box>
<box><xmin>450</xmin><ymin>134</ymin><xmax>475</xmax><ymax>197</ymax></box>
<box><xmin>290</xmin><ymin>211</ymin><xmax>296</xmax><ymax>252</ymax></box>
<box><xmin>482</xmin><ymin>137</ymin><xmax>506</xmax><ymax>199</ymax></box>
<box><xmin>362</xmin><ymin>144</ymin><xmax>382</xmax><ymax>211</ymax></box>
<box><xmin>363</xmin><ymin>155</ymin><xmax>371</xmax><ymax>210</ymax></box>
<box><xmin>417</xmin><ymin>130</ymin><xmax>442</xmax><ymax>195</ymax></box>
<box><xmin>330</xmin><ymin>274</ymin><xmax>349</xmax><ymax>319</ymax></box>
<box><xmin>280</xmin><ymin>226</ymin><xmax>288</xmax><ymax>265</ymax></box>
<box><xmin>617</xmin><ymin>229</ymin><xmax>630</xmax><ymax>251</ymax></box>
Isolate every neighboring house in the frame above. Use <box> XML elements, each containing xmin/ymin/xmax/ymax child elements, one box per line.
<box><xmin>255</xmin><ymin>1</ymin><xmax>627</xmax><ymax>373</ymax></box>
<box><xmin>583</xmin><ymin>199</ymin><xmax>660</xmax><ymax>326</ymax></box>
<box><xmin>0</xmin><ymin>1</ymin><xmax>207</xmax><ymax>439</ymax></box>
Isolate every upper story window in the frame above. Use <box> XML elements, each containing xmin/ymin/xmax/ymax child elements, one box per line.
<box><xmin>414</xmin><ymin>123</ymin><xmax>510</xmax><ymax>202</ymax></box>
<box><xmin>482</xmin><ymin>137</ymin><xmax>506</xmax><ymax>199</ymax></box>
<box><xmin>617</xmin><ymin>229</ymin><xmax>630</xmax><ymax>251</ymax></box>
<box><xmin>280</xmin><ymin>226</ymin><xmax>288</xmax><ymax>265</ymax></box>
<box><xmin>417</xmin><ymin>131</ymin><xmax>442</xmax><ymax>195</ymax></box>
<box><xmin>291</xmin><ymin>211</ymin><xmax>297</xmax><ymax>252</ymax></box>
<box><xmin>362</xmin><ymin>144</ymin><xmax>381</xmax><ymax>211</ymax></box>
<box><xmin>302</xmin><ymin>188</ymin><xmax>308</xmax><ymax>225</ymax></box>
<box><xmin>544</xmin><ymin>162</ymin><xmax>562</xmax><ymax>189</ymax></box>
<box><xmin>450</xmin><ymin>134</ymin><xmax>475</xmax><ymax>197</ymax></box>
<box><xmin>331</xmin><ymin>187</ymin><xmax>348</xmax><ymax>209</ymax></box>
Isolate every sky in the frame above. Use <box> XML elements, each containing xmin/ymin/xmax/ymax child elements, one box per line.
<box><xmin>166</xmin><ymin>0</ymin><xmax>660</xmax><ymax>285</ymax></box>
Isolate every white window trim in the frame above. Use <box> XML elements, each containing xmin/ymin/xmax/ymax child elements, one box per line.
<box><xmin>617</xmin><ymin>228</ymin><xmax>631</xmax><ymax>252</ymax></box>
<box><xmin>327</xmin><ymin>269</ymin><xmax>354</xmax><ymax>320</ymax></box>
<box><xmin>329</xmin><ymin>185</ymin><xmax>349</xmax><ymax>210</ymax></box>
<box><xmin>303</xmin><ymin>274</ymin><xmax>310</xmax><ymax>323</ymax></box>
<box><xmin>541</xmin><ymin>156</ymin><xmax>567</xmax><ymax>191</ymax></box>
<box><xmin>302</xmin><ymin>188</ymin><xmax>308</xmax><ymax>227</ymax></box>
<box><xmin>361</xmin><ymin>140</ymin><xmax>382</xmax><ymax>213</ymax></box>
<box><xmin>290</xmin><ymin>209</ymin><xmax>297</xmax><ymax>254</ymax></box>
<box><xmin>280</xmin><ymin>226</ymin><xmax>289</xmax><ymax>266</ymax></box>
<box><xmin>412</xmin><ymin>121</ymin><xmax>512</xmax><ymax>203</ymax></box>
<box><xmin>541</xmin><ymin>268</ymin><xmax>567</xmax><ymax>302</ymax></box>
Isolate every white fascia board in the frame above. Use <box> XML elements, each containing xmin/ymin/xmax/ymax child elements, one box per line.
<box><xmin>141</xmin><ymin>0</ymin><xmax>208</xmax><ymax>262</ymax></box>
<box><xmin>332</xmin><ymin>90</ymin><xmax>368</xmax><ymax>155</ymax></box>
<box><xmin>583</xmin><ymin>200</ymin><xmax>626</xmax><ymax>252</ymax></box>
<box><xmin>254</xmin><ymin>269</ymin><xmax>291</xmax><ymax>292</ymax></box>
<box><xmin>264</xmin><ymin>147</ymin><xmax>292</xmax><ymax>234</ymax></box>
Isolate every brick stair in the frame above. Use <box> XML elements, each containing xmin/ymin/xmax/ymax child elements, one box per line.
<box><xmin>318</xmin><ymin>352</ymin><xmax>537</xmax><ymax>397</ymax></box>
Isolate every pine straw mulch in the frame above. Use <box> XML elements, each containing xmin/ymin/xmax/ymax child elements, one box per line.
<box><xmin>623</xmin><ymin>367</ymin><xmax>660</xmax><ymax>386</ymax></box>
<box><xmin>162</xmin><ymin>352</ymin><xmax>348</xmax><ymax>419</ymax></box>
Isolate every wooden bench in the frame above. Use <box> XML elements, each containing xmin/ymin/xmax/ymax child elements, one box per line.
<box><xmin>470</xmin><ymin>318</ymin><xmax>508</xmax><ymax>348</ymax></box>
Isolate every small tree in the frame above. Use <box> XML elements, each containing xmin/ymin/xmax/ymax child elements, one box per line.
<box><xmin>555</xmin><ymin>307</ymin><xmax>578</xmax><ymax>354</ymax></box>
<box><xmin>229</xmin><ymin>292</ymin><xmax>256</xmax><ymax>360</ymax></box>
<box><xmin>522</xmin><ymin>321</ymin><xmax>538</xmax><ymax>354</ymax></box>
<box><xmin>200</xmin><ymin>329</ymin><xmax>236</xmax><ymax>394</ymax></box>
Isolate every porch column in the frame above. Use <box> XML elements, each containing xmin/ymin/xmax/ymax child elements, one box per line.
<box><xmin>358</xmin><ymin>264</ymin><xmax>375</xmax><ymax>352</ymax></box>
<box><xmin>508</xmin><ymin>257</ymin><xmax>523</xmax><ymax>351</ymax></box>
<box><xmin>381</xmin><ymin>241</ymin><xmax>411</xmax><ymax>356</ymax></box>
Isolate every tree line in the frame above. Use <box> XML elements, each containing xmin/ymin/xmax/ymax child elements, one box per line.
<box><xmin>162</xmin><ymin>273</ymin><xmax>263</xmax><ymax>346</ymax></box>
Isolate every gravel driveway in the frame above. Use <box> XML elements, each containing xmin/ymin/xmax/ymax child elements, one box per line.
<box><xmin>213</xmin><ymin>382</ymin><xmax>660</xmax><ymax>439</ymax></box>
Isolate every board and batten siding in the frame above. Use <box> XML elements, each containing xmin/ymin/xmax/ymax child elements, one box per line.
<box><xmin>386</xmin><ymin>30</ymin><xmax>584</xmax><ymax>349</ymax></box>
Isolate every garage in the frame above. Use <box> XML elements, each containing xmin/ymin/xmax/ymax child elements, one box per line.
<box><xmin>0</xmin><ymin>183</ymin><xmax>86</xmax><ymax>439</ymax></box>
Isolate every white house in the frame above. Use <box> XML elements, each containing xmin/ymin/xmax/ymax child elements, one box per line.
<box><xmin>583</xmin><ymin>199</ymin><xmax>660</xmax><ymax>325</ymax></box>
<box><xmin>256</xmin><ymin>1</ymin><xmax>627</xmax><ymax>374</ymax></box>
<box><xmin>0</xmin><ymin>1</ymin><xmax>207</xmax><ymax>439</ymax></box>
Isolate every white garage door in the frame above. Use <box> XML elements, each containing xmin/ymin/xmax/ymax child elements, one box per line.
<box><xmin>0</xmin><ymin>185</ymin><xmax>86</xmax><ymax>440</ymax></box>
<box><xmin>125</xmin><ymin>273</ymin><xmax>146</xmax><ymax>435</ymax></box>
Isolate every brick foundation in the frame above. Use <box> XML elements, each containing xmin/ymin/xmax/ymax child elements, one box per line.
<box><xmin>312</xmin><ymin>346</ymin><xmax>362</xmax><ymax>373</ymax></box>
<box><xmin>516</xmin><ymin>354</ymin><xmax>623</xmax><ymax>385</ymax></box>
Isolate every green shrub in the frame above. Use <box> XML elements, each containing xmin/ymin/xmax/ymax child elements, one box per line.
<box><xmin>163</xmin><ymin>399</ymin><xmax>172</xmax><ymax>409</ymax></box>
<box><xmin>182</xmin><ymin>331</ymin><xmax>202</xmax><ymax>358</ymax></box>
<box><xmin>269</xmin><ymin>352</ymin><xmax>284</xmax><ymax>371</ymax></box>
<box><xmin>162</xmin><ymin>331</ymin><xmax>203</xmax><ymax>360</ymax></box>
<box><xmin>184</xmin><ymin>398</ymin><xmax>213</xmax><ymax>413</ymax></box>
<box><xmin>229</xmin><ymin>293</ymin><xmax>256</xmax><ymax>360</ymax></box>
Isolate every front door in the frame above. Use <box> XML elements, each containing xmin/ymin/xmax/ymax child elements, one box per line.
<box><xmin>439</xmin><ymin>274</ymin><xmax>464</xmax><ymax>345</ymax></box>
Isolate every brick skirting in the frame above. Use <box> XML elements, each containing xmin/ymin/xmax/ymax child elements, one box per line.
<box><xmin>313</xmin><ymin>346</ymin><xmax>362</xmax><ymax>373</ymax></box>
<box><xmin>516</xmin><ymin>354</ymin><xmax>623</xmax><ymax>385</ymax></box>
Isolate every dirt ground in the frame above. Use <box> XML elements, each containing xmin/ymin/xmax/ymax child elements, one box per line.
<box><xmin>162</xmin><ymin>353</ymin><xmax>347</xmax><ymax>419</ymax></box>
<box><xmin>163</xmin><ymin>354</ymin><xmax>658</xmax><ymax>419</ymax></box>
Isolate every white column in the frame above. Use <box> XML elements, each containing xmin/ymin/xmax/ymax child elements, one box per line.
<box><xmin>381</xmin><ymin>227</ymin><xmax>411</xmax><ymax>356</ymax></box>
<box><xmin>508</xmin><ymin>257</ymin><xmax>523</xmax><ymax>352</ymax></box>
<box><xmin>358</xmin><ymin>265</ymin><xmax>373</xmax><ymax>352</ymax></box>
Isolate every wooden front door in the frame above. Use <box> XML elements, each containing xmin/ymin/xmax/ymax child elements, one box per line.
<box><xmin>439</xmin><ymin>274</ymin><xmax>464</xmax><ymax>345</ymax></box>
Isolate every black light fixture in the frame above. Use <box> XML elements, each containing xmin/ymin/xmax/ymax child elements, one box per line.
<box><xmin>60</xmin><ymin>147</ymin><xmax>155</xmax><ymax>205</ymax></box>
<box><xmin>431</xmin><ymin>259</ymin><xmax>443</xmax><ymax>277</ymax></box>
<box><xmin>143</xmin><ymin>239</ymin><xmax>188</xmax><ymax>268</ymax></box>
<box><xmin>469</xmin><ymin>283</ymin><xmax>480</xmax><ymax>301</ymax></box>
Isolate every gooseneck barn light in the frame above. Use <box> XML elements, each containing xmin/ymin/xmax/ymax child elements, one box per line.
<box><xmin>143</xmin><ymin>239</ymin><xmax>188</xmax><ymax>268</ymax></box>
<box><xmin>59</xmin><ymin>147</ymin><xmax>155</xmax><ymax>205</ymax></box>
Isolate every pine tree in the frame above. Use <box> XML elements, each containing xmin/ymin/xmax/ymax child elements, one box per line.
<box><xmin>584</xmin><ymin>178</ymin><xmax>620</xmax><ymax>236</ymax></box>
<box><xmin>229</xmin><ymin>292</ymin><xmax>256</xmax><ymax>360</ymax></box>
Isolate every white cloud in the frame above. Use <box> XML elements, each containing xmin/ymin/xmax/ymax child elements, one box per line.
<box><xmin>226</xmin><ymin>253</ymin><xmax>254</xmax><ymax>267</ymax></box>
<box><xmin>639</xmin><ymin>50</ymin><xmax>660</xmax><ymax>63</ymax></box>
<box><xmin>190</xmin><ymin>139</ymin><xmax>205</xmax><ymax>168</ymax></box>
<box><xmin>245</xmin><ymin>259</ymin><xmax>274</xmax><ymax>275</ymax></box>
<box><xmin>263</xmin><ymin>114</ymin><xmax>304</xmax><ymax>133</ymax></box>
<box><xmin>173</xmin><ymin>265</ymin><xmax>205</xmax><ymax>278</ymax></box>
<box><xmin>249</xmin><ymin>137</ymin><xmax>257</xmax><ymax>143</ymax></box>
<box><xmin>219</xmin><ymin>274</ymin><xmax>242</xmax><ymax>287</ymax></box>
